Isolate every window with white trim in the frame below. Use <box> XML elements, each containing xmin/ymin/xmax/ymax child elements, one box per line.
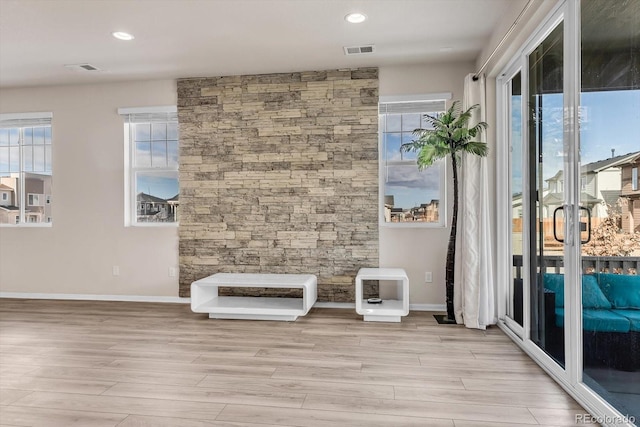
<box><xmin>633</xmin><ymin>167</ymin><xmax>638</xmax><ymax>191</ymax></box>
<box><xmin>0</xmin><ymin>112</ymin><xmax>53</xmax><ymax>226</ymax></box>
<box><xmin>119</xmin><ymin>107</ymin><xmax>179</xmax><ymax>225</ymax></box>
<box><xmin>379</xmin><ymin>98</ymin><xmax>448</xmax><ymax>226</ymax></box>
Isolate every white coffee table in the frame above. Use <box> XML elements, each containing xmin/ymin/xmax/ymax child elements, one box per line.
<box><xmin>191</xmin><ymin>273</ymin><xmax>317</xmax><ymax>321</ymax></box>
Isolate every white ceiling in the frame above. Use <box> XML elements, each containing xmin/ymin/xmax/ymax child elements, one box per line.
<box><xmin>0</xmin><ymin>0</ymin><xmax>520</xmax><ymax>88</ymax></box>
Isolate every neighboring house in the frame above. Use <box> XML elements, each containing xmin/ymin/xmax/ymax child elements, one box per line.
<box><xmin>25</xmin><ymin>174</ymin><xmax>52</xmax><ymax>223</ymax></box>
<box><xmin>384</xmin><ymin>195</ymin><xmax>439</xmax><ymax>223</ymax></box>
<box><xmin>383</xmin><ymin>195</ymin><xmax>394</xmax><ymax>222</ymax></box>
<box><xmin>620</xmin><ymin>154</ymin><xmax>640</xmax><ymax>233</ymax></box>
<box><xmin>0</xmin><ymin>179</ymin><xmax>19</xmax><ymax>224</ymax></box>
<box><xmin>137</xmin><ymin>192</ymin><xmax>172</xmax><ymax>222</ymax></box>
<box><xmin>0</xmin><ymin>183</ymin><xmax>15</xmax><ymax>206</ymax></box>
<box><xmin>0</xmin><ymin>204</ymin><xmax>19</xmax><ymax>224</ymax></box>
<box><xmin>424</xmin><ymin>199</ymin><xmax>439</xmax><ymax>223</ymax></box>
<box><xmin>0</xmin><ymin>175</ymin><xmax>52</xmax><ymax>224</ymax></box>
<box><xmin>167</xmin><ymin>194</ymin><xmax>180</xmax><ymax>222</ymax></box>
<box><xmin>409</xmin><ymin>200</ymin><xmax>439</xmax><ymax>222</ymax></box>
<box><xmin>544</xmin><ymin>151</ymin><xmax>640</xmax><ymax>218</ymax></box>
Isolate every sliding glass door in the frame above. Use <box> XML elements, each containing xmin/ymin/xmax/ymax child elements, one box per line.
<box><xmin>504</xmin><ymin>68</ymin><xmax>524</xmax><ymax>332</ymax></box>
<box><xmin>498</xmin><ymin>1</ymin><xmax>639</xmax><ymax>425</ymax></box>
<box><xmin>527</xmin><ymin>21</ymin><xmax>566</xmax><ymax>366</ymax></box>
<box><xmin>579</xmin><ymin>0</ymin><xmax>640</xmax><ymax>421</ymax></box>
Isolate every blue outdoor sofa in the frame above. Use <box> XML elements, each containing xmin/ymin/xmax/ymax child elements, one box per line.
<box><xmin>544</xmin><ymin>272</ymin><xmax>640</xmax><ymax>371</ymax></box>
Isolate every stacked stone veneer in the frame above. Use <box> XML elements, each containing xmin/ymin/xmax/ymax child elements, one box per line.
<box><xmin>177</xmin><ymin>68</ymin><xmax>379</xmax><ymax>300</ymax></box>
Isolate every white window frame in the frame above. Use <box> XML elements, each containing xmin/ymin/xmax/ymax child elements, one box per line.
<box><xmin>0</xmin><ymin>112</ymin><xmax>53</xmax><ymax>227</ymax></box>
<box><xmin>379</xmin><ymin>93</ymin><xmax>451</xmax><ymax>228</ymax></box>
<box><xmin>633</xmin><ymin>167</ymin><xmax>638</xmax><ymax>191</ymax></box>
<box><xmin>119</xmin><ymin>106</ymin><xmax>178</xmax><ymax>227</ymax></box>
<box><xmin>1</xmin><ymin>192</ymin><xmax>7</xmax><ymax>201</ymax></box>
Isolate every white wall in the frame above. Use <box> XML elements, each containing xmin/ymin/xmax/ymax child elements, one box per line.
<box><xmin>0</xmin><ymin>80</ymin><xmax>179</xmax><ymax>297</ymax></box>
<box><xmin>0</xmin><ymin>65</ymin><xmax>473</xmax><ymax>303</ymax></box>
<box><xmin>379</xmin><ymin>61</ymin><xmax>475</xmax><ymax>306</ymax></box>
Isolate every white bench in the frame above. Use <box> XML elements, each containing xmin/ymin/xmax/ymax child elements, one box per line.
<box><xmin>190</xmin><ymin>273</ymin><xmax>317</xmax><ymax>321</ymax></box>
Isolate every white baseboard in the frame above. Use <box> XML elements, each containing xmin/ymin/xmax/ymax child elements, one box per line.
<box><xmin>311</xmin><ymin>302</ymin><xmax>445</xmax><ymax>311</ymax></box>
<box><xmin>313</xmin><ymin>301</ymin><xmax>355</xmax><ymax>309</ymax></box>
<box><xmin>409</xmin><ymin>303</ymin><xmax>446</xmax><ymax>312</ymax></box>
<box><xmin>0</xmin><ymin>292</ymin><xmax>190</xmax><ymax>304</ymax></box>
<box><xmin>0</xmin><ymin>292</ymin><xmax>445</xmax><ymax>312</ymax></box>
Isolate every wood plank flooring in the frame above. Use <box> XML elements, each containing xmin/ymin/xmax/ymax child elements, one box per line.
<box><xmin>0</xmin><ymin>299</ymin><xmax>592</xmax><ymax>426</ymax></box>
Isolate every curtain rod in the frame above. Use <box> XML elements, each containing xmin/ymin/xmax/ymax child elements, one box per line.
<box><xmin>472</xmin><ymin>0</ymin><xmax>536</xmax><ymax>81</ymax></box>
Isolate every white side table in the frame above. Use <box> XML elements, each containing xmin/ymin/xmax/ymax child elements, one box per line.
<box><xmin>355</xmin><ymin>268</ymin><xmax>409</xmax><ymax>322</ymax></box>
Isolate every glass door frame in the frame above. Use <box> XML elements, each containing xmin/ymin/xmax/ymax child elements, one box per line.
<box><xmin>496</xmin><ymin>1</ymin><xmax>635</xmax><ymax>425</ymax></box>
<box><xmin>496</xmin><ymin>4</ymin><xmax>569</xmax><ymax>383</ymax></box>
<box><xmin>496</xmin><ymin>61</ymin><xmax>525</xmax><ymax>338</ymax></box>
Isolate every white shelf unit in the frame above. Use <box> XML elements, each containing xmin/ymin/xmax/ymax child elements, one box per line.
<box><xmin>191</xmin><ymin>273</ymin><xmax>317</xmax><ymax>321</ymax></box>
<box><xmin>355</xmin><ymin>268</ymin><xmax>409</xmax><ymax>322</ymax></box>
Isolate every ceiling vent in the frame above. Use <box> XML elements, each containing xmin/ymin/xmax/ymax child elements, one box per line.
<box><xmin>343</xmin><ymin>45</ymin><xmax>376</xmax><ymax>55</ymax></box>
<box><xmin>64</xmin><ymin>63</ymin><xmax>102</xmax><ymax>72</ymax></box>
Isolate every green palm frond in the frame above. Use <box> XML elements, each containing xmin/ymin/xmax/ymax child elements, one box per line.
<box><xmin>404</xmin><ymin>101</ymin><xmax>488</xmax><ymax>169</ymax></box>
<box><xmin>462</xmin><ymin>141</ymin><xmax>488</xmax><ymax>157</ymax></box>
<box><xmin>468</xmin><ymin>121</ymin><xmax>488</xmax><ymax>138</ymax></box>
<box><xmin>400</xmin><ymin>140</ymin><xmax>423</xmax><ymax>153</ymax></box>
<box><xmin>419</xmin><ymin>113</ymin><xmax>442</xmax><ymax>130</ymax></box>
<box><xmin>417</xmin><ymin>143</ymin><xmax>450</xmax><ymax>169</ymax></box>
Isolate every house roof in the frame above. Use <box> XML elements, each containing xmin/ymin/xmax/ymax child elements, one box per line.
<box><xmin>167</xmin><ymin>194</ymin><xmax>179</xmax><ymax>202</ymax></box>
<box><xmin>543</xmin><ymin>192</ymin><xmax>601</xmax><ymax>205</ymax></box>
<box><xmin>546</xmin><ymin>151</ymin><xmax>640</xmax><ymax>182</ymax></box>
<box><xmin>137</xmin><ymin>193</ymin><xmax>168</xmax><ymax>204</ymax></box>
<box><xmin>0</xmin><ymin>205</ymin><xmax>19</xmax><ymax>211</ymax></box>
<box><xmin>0</xmin><ymin>184</ymin><xmax>14</xmax><ymax>191</ymax></box>
<box><xmin>583</xmin><ymin>151</ymin><xmax>640</xmax><ymax>173</ymax></box>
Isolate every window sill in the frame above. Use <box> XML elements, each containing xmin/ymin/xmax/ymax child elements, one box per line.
<box><xmin>380</xmin><ymin>221</ymin><xmax>447</xmax><ymax>229</ymax></box>
<box><xmin>0</xmin><ymin>223</ymin><xmax>52</xmax><ymax>228</ymax></box>
<box><xmin>126</xmin><ymin>222</ymin><xmax>179</xmax><ymax>228</ymax></box>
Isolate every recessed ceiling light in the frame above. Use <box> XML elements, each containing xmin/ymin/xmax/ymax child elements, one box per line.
<box><xmin>345</xmin><ymin>13</ymin><xmax>367</xmax><ymax>24</ymax></box>
<box><xmin>112</xmin><ymin>31</ymin><xmax>134</xmax><ymax>41</ymax></box>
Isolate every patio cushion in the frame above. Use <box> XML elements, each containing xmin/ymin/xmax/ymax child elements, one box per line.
<box><xmin>582</xmin><ymin>275</ymin><xmax>612</xmax><ymax>309</ymax></box>
<box><xmin>555</xmin><ymin>308</ymin><xmax>631</xmax><ymax>333</ymax></box>
<box><xmin>611</xmin><ymin>310</ymin><xmax>640</xmax><ymax>332</ymax></box>
<box><xmin>596</xmin><ymin>273</ymin><xmax>640</xmax><ymax>309</ymax></box>
<box><xmin>543</xmin><ymin>273</ymin><xmax>611</xmax><ymax>309</ymax></box>
<box><xmin>544</xmin><ymin>274</ymin><xmax>565</xmax><ymax>307</ymax></box>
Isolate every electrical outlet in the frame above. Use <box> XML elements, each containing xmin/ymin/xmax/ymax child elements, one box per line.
<box><xmin>168</xmin><ymin>267</ymin><xmax>177</xmax><ymax>277</ymax></box>
<box><xmin>425</xmin><ymin>271</ymin><xmax>433</xmax><ymax>283</ymax></box>
<box><xmin>112</xmin><ymin>266</ymin><xmax>120</xmax><ymax>276</ymax></box>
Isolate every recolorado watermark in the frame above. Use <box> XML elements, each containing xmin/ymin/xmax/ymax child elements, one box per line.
<box><xmin>576</xmin><ymin>414</ymin><xmax>636</xmax><ymax>425</ymax></box>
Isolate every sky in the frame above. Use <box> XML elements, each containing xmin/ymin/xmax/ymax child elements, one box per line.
<box><xmin>580</xmin><ymin>90</ymin><xmax>640</xmax><ymax>164</ymax></box>
<box><xmin>510</xmin><ymin>89</ymin><xmax>639</xmax><ymax>199</ymax></box>
<box><xmin>137</xmin><ymin>173</ymin><xmax>179</xmax><ymax>200</ymax></box>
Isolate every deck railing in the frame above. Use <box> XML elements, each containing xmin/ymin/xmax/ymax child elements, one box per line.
<box><xmin>513</xmin><ymin>255</ymin><xmax>640</xmax><ymax>278</ymax></box>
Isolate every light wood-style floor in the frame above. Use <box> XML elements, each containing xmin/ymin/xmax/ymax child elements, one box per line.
<box><xmin>0</xmin><ymin>299</ymin><xmax>591</xmax><ymax>427</ymax></box>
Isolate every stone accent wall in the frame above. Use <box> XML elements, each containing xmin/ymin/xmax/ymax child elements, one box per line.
<box><xmin>177</xmin><ymin>68</ymin><xmax>379</xmax><ymax>300</ymax></box>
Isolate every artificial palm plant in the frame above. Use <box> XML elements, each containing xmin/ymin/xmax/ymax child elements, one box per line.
<box><xmin>401</xmin><ymin>101</ymin><xmax>488</xmax><ymax>323</ymax></box>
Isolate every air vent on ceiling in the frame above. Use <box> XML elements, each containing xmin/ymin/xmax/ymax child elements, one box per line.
<box><xmin>343</xmin><ymin>45</ymin><xmax>376</xmax><ymax>55</ymax></box>
<box><xmin>64</xmin><ymin>63</ymin><xmax>102</xmax><ymax>72</ymax></box>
